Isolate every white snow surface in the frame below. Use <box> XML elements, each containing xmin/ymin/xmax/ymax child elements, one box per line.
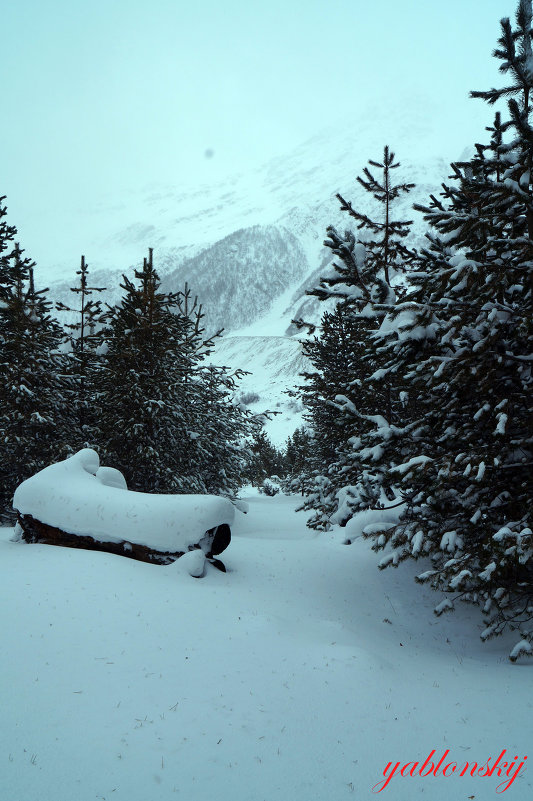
<box><xmin>13</xmin><ymin>449</ymin><xmax>234</xmax><ymax>553</ymax></box>
<box><xmin>0</xmin><ymin>490</ymin><xmax>530</xmax><ymax>800</ymax></box>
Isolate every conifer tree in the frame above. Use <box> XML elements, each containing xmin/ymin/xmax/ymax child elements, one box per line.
<box><xmin>165</xmin><ymin>282</ymin><xmax>262</xmax><ymax>498</ymax></box>
<box><xmin>97</xmin><ymin>250</ymin><xmax>257</xmax><ymax>497</ymax></box>
<box><xmin>0</xmin><ymin>196</ymin><xmax>17</xmax><ymax>281</ymax></box>
<box><xmin>310</xmin><ymin>146</ymin><xmax>416</xmax><ymax>305</ymax></box>
<box><xmin>283</xmin><ymin>426</ymin><xmax>314</xmax><ymax>495</ymax></box>
<box><xmin>295</xmin><ymin>306</ymin><xmax>368</xmax><ymax>526</ymax></box>
<box><xmin>96</xmin><ymin>249</ymin><xmax>203</xmax><ymax>492</ymax></box>
<box><xmin>244</xmin><ymin>430</ymin><xmax>287</xmax><ymax>486</ymax></box>
<box><xmin>361</xmin><ymin>0</ymin><xmax>533</xmax><ymax>658</ymax></box>
<box><xmin>188</xmin><ymin>360</ymin><xmax>261</xmax><ymax>498</ymax></box>
<box><xmin>56</xmin><ymin>255</ymin><xmax>106</xmax><ymax>449</ymax></box>
<box><xmin>0</xmin><ymin>244</ymin><xmax>66</xmax><ymax>518</ymax></box>
<box><xmin>285</xmin><ymin>427</ymin><xmax>313</xmax><ymax>476</ymax></box>
<box><xmin>295</xmin><ymin>147</ymin><xmax>416</xmax><ymax>528</ymax></box>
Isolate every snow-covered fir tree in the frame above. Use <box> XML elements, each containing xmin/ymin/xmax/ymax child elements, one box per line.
<box><xmin>295</xmin><ymin>306</ymin><xmax>371</xmax><ymax>526</ymax></box>
<box><xmin>285</xmin><ymin>426</ymin><xmax>313</xmax><ymax>477</ymax></box>
<box><xmin>283</xmin><ymin>426</ymin><xmax>314</xmax><ymax>495</ymax></box>
<box><xmin>97</xmin><ymin>250</ymin><xmax>257</xmax><ymax>497</ymax></box>
<box><xmin>358</xmin><ymin>0</ymin><xmax>533</xmax><ymax>658</ymax></box>
<box><xmin>0</xmin><ymin>243</ymin><xmax>66</xmax><ymax>519</ymax></box>
<box><xmin>244</xmin><ymin>430</ymin><xmax>287</xmax><ymax>487</ymax></box>
<box><xmin>312</xmin><ymin>145</ymin><xmax>416</xmax><ymax>300</ymax></box>
<box><xmin>172</xmin><ymin>287</ymin><xmax>262</xmax><ymax>498</ymax></box>
<box><xmin>0</xmin><ymin>195</ymin><xmax>16</xmax><ymax>278</ymax></box>
<box><xmin>96</xmin><ymin>249</ymin><xmax>207</xmax><ymax>492</ymax></box>
<box><xmin>190</xmin><ymin>363</ymin><xmax>252</xmax><ymax>496</ymax></box>
<box><xmin>56</xmin><ymin>255</ymin><xmax>106</xmax><ymax>451</ymax></box>
<box><xmin>295</xmin><ymin>147</ymin><xmax>416</xmax><ymax>528</ymax></box>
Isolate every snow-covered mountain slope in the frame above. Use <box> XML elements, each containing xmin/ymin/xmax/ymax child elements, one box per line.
<box><xmin>159</xmin><ymin>224</ymin><xmax>310</xmax><ymax>335</ymax></box>
<box><xmin>213</xmin><ymin>335</ymin><xmax>309</xmax><ymax>448</ymax></box>
<box><xmin>1</xmin><ymin>492</ymin><xmax>530</xmax><ymax>801</ymax></box>
<box><xmin>50</xmin><ymin>222</ymin><xmax>312</xmax><ymax>336</ymax></box>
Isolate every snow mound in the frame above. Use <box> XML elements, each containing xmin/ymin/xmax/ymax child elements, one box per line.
<box><xmin>95</xmin><ymin>466</ymin><xmax>128</xmax><ymax>490</ymax></box>
<box><xmin>174</xmin><ymin>548</ymin><xmax>207</xmax><ymax>578</ymax></box>
<box><xmin>13</xmin><ymin>449</ymin><xmax>234</xmax><ymax>553</ymax></box>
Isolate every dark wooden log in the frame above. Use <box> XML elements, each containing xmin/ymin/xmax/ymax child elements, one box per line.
<box><xmin>17</xmin><ymin>513</ymin><xmax>231</xmax><ymax>567</ymax></box>
<box><xmin>209</xmin><ymin>523</ymin><xmax>231</xmax><ymax>555</ymax></box>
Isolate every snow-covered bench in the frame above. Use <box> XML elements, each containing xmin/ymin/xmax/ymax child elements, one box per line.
<box><xmin>13</xmin><ymin>449</ymin><xmax>233</xmax><ymax>572</ymax></box>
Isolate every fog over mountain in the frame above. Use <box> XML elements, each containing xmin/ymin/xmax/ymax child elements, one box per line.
<box><xmin>43</xmin><ymin>106</ymin><xmax>460</xmax><ymax>445</ymax></box>
<box><xmin>48</xmin><ymin>107</ymin><xmax>453</xmax><ymax>312</ymax></box>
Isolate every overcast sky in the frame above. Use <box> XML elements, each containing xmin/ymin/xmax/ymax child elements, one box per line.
<box><xmin>1</xmin><ymin>0</ymin><xmax>516</xmax><ymax>263</ymax></box>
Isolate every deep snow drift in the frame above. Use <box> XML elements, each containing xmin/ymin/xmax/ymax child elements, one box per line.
<box><xmin>1</xmin><ymin>491</ymin><xmax>530</xmax><ymax>801</ymax></box>
<box><xmin>13</xmin><ymin>449</ymin><xmax>234</xmax><ymax>553</ymax></box>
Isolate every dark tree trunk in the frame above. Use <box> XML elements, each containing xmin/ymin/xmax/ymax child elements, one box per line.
<box><xmin>17</xmin><ymin>514</ymin><xmax>231</xmax><ymax>568</ymax></box>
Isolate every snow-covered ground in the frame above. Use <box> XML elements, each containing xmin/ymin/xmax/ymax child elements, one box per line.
<box><xmin>1</xmin><ymin>490</ymin><xmax>530</xmax><ymax>800</ymax></box>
